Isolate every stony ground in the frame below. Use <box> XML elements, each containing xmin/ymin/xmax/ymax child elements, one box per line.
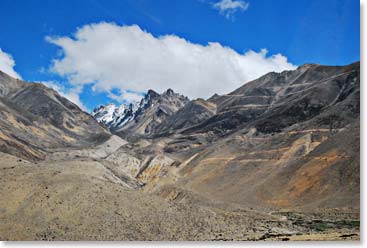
<box><xmin>0</xmin><ymin>152</ymin><xmax>359</xmax><ymax>241</ymax></box>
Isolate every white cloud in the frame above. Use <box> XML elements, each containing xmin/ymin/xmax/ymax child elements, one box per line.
<box><xmin>47</xmin><ymin>22</ymin><xmax>296</xmax><ymax>101</ymax></box>
<box><xmin>0</xmin><ymin>48</ymin><xmax>22</xmax><ymax>79</ymax></box>
<box><xmin>213</xmin><ymin>0</ymin><xmax>249</xmax><ymax>19</ymax></box>
<box><xmin>107</xmin><ymin>91</ymin><xmax>143</xmax><ymax>103</ymax></box>
<box><xmin>41</xmin><ymin>81</ymin><xmax>88</xmax><ymax>111</ymax></box>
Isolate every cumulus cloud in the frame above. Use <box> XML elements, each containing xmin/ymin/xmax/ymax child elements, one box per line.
<box><xmin>213</xmin><ymin>0</ymin><xmax>249</xmax><ymax>19</ymax></box>
<box><xmin>107</xmin><ymin>90</ymin><xmax>143</xmax><ymax>103</ymax></box>
<box><xmin>41</xmin><ymin>81</ymin><xmax>87</xmax><ymax>111</ymax></box>
<box><xmin>47</xmin><ymin>22</ymin><xmax>296</xmax><ymax>101</ymax></box>
<box><xmin>0</xmin><ymin>48</ymin><xmax>22</xmax><ymax>79</ymax></box>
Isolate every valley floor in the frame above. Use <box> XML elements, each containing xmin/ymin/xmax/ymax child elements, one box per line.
<box><xmin>0</xmin><ymin>151</ymin><xmax>359</xmax><ymax>241</ymax></box>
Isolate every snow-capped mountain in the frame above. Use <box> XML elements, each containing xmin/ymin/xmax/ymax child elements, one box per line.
<box><xmin>92</xmin><ymin>102</ymin><xmax>139</xmax><ymax>129</ymax></box>
<box><xmin>91</xmin><ymin>89</ymin><xmax>189</xmax><ymax>133</ymax></box>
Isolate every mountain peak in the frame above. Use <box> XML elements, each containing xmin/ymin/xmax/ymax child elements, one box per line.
<box><xmin>164</xmin><ymin>88</ymin><xmax>175</xmax><ymax>96</ymax></box>
<box><xmin>92</xmin><ymin>88</ymin><xmax>190</xmax><ymax>134</ymax></box>
<box><xmin>146</xmin><ymin>89</ymin><xmax>160</xmax><ymax>99</ymax></box>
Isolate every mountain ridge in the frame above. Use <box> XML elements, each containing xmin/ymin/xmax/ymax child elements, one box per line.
<box><xmin>0</xmin><ymin>71</ymin><xmax>111</xmax><ymax>160</ymax></box>
<box><xmin>93</xmin><ymin>62</ymin><xmax>359</xmax><ymax>139</ymax></box>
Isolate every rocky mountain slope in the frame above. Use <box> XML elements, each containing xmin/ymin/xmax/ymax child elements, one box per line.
<box><xmin>92</xmin><ymin>62</ymin><xmax>359</xmax><ymax>210</ymax></box>
<box><xmin>0</xmin><ymin>71</ymin><xmax>111</xmax><ymax>160</ymax></box>
<box><xmin>171</xmin><ymin>62</ymin><xmax>359</xmax><ymax>209</ymax></box>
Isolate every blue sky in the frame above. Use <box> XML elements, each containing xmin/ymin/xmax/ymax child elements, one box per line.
<box><xmin>0</xmin><ymin>0</ymin><xmax>360</xmax><ymax>111</ymax></box>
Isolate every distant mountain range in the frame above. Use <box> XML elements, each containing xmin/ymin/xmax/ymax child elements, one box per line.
<box><xmin>93</xmin><ymin>62</ymin><xmax>360</xmax><ymax>139</ymax></box>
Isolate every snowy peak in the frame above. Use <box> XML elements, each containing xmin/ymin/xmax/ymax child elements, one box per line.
<box><xmin>91</xmin><ymin>89</ymin><xmax>189</xmax><ymax>134</ymax></box>
<box><xmin>91</xmin><ymin>102</ymin><xmax>136</xmax><ymax>129</ymax></box>
<box><xmin>92</xmin><ymin>103</ymin><xmax>119</xmax><ymax>124</ymax></box>
<box><xmin>138</xmin><ymin>89</ymin><xmax>159</xmax><ymax>110</ymax></box>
